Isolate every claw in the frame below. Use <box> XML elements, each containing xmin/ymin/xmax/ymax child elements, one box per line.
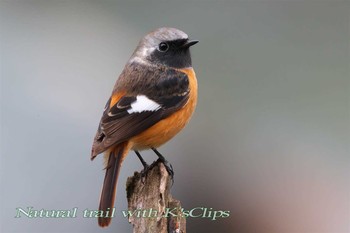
<box><xmin>152</xmin><ymin>148</ymin><xmax>175</xmax><ymax>184</ymax></box>
<box><xmin>140</xmin><ymin>163</ymin><xmax>151</xmax><ymax>183</ymax></box>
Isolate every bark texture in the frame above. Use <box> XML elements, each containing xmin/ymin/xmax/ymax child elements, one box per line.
<box><xmin>126</xmin><ymin>161</ymin><xmax>186</xmax><ymax>233</ymax></box>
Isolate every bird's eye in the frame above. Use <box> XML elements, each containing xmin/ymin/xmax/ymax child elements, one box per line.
<box><xmin>158</xmin><ymin>42</ymin><xmax>169</xmax><ymax>52</ymax></box>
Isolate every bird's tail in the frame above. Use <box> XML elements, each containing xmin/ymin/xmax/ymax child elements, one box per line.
<box><xmin>98</xmin><ymin>142</ymin><xmax>128</xmax><ymax>227</ymax></box>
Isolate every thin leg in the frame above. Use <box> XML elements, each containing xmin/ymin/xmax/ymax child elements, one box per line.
<box><xmin>151</xmin><ymin>148</ymin><xmax>174</xmax><ymax>181</ymax></box>
<box><xmin>134</xmin><ymin>150</ymin><xmax>148</xmax><ymax>169</ymax></box>
<box><xmin>134</xmin><ymin>150</ymin><xmax>150</xmax><ymax>180</ymax></box>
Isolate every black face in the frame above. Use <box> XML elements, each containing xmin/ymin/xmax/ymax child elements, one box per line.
<box><xmin>150</xmin><ymin>39</ymin><xmax>193</xmax><ymax>68</ymax></box>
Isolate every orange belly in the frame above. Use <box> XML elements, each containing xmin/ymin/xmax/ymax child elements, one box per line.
<box><xmin>130</xmin><ymin>68</ymin><xmax>198</xmax><ymax>150</ymax></box>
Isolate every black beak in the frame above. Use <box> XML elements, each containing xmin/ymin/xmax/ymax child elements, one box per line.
<box><xmin>181</xmin><ymin>40</ymin><xmax>199</xmax><ymax>49</ymax></box>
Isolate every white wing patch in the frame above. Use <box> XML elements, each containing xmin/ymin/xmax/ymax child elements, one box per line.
<box><xmin>127</xmin><ymin>95</ymin><xmax>161</xmax><ymax>114</ymax></box>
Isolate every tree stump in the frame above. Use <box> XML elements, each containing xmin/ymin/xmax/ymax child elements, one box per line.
<box><xmin>126</xmin><ymin>160</ymin><xmax>186</xmax><ymax>233</ymax></box>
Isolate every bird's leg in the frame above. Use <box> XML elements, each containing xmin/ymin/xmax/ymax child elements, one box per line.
<box><xmin>151</xmin><ymin>148</ymin><xmax>174</xmax><ymax>182</ymax></box>
<box><xmin>134</xmin><ymin>150</ymin><xmax>150</xmax><ymax>178</ymax></box>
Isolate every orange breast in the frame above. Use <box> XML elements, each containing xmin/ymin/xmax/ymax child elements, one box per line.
<box><xmin>130</xmin><ymin>68</ymin><xmax>198</xmax><ymax>150</ymax></box>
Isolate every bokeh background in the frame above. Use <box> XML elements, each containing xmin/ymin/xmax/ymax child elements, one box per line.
<box><xmin>1</xmin><ymin>1</ymin><xmax>349</xmax><ymax>232</ymax></box>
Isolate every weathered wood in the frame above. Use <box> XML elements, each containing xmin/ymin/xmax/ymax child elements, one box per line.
<box><xmin>126</xmin><ymin>161</ymin><xmax>186</xmax><ymax>233</ymax></box>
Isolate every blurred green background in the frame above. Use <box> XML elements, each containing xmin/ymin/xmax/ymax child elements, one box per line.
<box><xmin>1</xmin><ymin>1</ymin><xmax>349</xmax><ymax>232</ymax></box>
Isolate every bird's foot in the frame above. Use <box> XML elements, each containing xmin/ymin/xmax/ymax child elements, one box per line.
<box><xmin>151</xmin><ymin>148</ymin><xmax>174</xmax><ymax>184</ymax></box>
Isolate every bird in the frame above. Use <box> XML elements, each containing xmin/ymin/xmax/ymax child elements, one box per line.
<box><xmin>91</xmin><ymin>27</ymin><xmax>198</xmax><ymax>227</ymax></box>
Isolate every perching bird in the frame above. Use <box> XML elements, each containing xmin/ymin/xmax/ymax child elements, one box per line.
<box><xmin>91</xmin><ymin>27</ymin><xmax>198</xmax><ymax>227</ymax></box>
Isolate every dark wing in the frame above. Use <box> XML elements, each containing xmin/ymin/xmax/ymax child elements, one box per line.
<box><xmin>91</xmin><ymin>69</ymin><xmax>189</xmax><ymax>159</ymax></box>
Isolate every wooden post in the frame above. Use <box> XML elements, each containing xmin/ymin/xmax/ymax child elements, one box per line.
<box><xmin>126</xmin><ymin>161</ymin><xmax>186</xmax><ymax>233</ymax></box>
